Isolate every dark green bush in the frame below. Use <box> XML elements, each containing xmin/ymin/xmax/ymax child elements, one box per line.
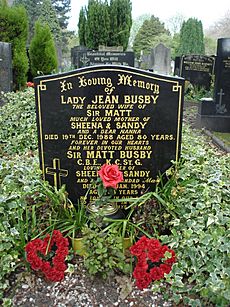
<box><xmin>29</xmin><ymin>21</ymin><xmax>58</xmax><ymax>77</ymax></box>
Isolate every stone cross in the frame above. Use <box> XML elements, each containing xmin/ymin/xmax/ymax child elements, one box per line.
<box><xmin>80</xmin><ymin>53</ymin><xmax>90</xmax><ymax>66</ymax></box>
<box><xmin>216</xmin><ymin>88</ymin><xmax>227</xmax><ymax>114</ymax></box>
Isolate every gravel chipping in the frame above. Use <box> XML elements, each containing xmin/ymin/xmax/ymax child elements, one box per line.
<box><xmin>11</xmin><ymin>259</ymin><xmax>173</xmax><ymax>307</ymax></box>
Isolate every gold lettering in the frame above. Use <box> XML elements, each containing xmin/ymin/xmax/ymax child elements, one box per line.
<box><xmin>78</xmin><ymin>76</ymin><xmax>113</xmax><ymax>88</ymax></box>
<box><xmin>61</xmin><ymin>95</ymin><xmax>86</xmax><ymax>104</ymax></box>
<box><xmin>105</xmin><ymin>109</ymin><xmax>132</xmax><ymax>117</ymax></box>
<box><xmin>123</xmin><ymin>95</ymin><xmax>158</xmax><ymax>104</ymax></box>
<box><xmin>123</xmin><ymin>170</ymin><xmax>151</xmax><ymax>177</ymax></box>
<box><xmin>76</xmin><ymin>159</ymin><xmax>98</xmax><ymax>166</ymax></box>
<box><xmin>120</xmin><ymin>151</ymin><xmax>152</xmax><ymax>159</ymax></box>
<box><xmin>75</xmin><ymin>170</ymin><xmax>97</xmax><ymax>177</ymax></box>
<box><xmin>117</xmin><ymin>74</ymin><xmax>160</xmax><ymax>94</ymax></box>
<box><xmin>67</xmin><ymin>151</ymin><xmax>82</xmax><ymax>159</ymax></box>
<box><xmin>92</xmin><ymin>95</ymin><xmax>119</xmax><ymax>104</ymax></box>
<box><xmin>117</xmin><ymin>74</ymin><xmax>132</xmax><ymax>86</ymax></box>
<box><xmin>44</xmin><ymin>134</ymin><xmax>58</xmax><ymax>140</ymax></box>
<box><xmin>116</xmin><ymin>122</ymin><xmax>147</xmax><ymax>129</ymax></box>
<box><xmin>71</xmin><ymin>122</ymin><xmax>103</xmax><ymax>129</ymax></box>
<box><xmin>151</xmin><ymin>134</ymin><xmax>174</xmax><ymax>141</ymax></box>
<box><xmin>86</xmin><ymin>110</ymin><xmax>100</xmax><ymax>116</ymax></box>
<box><xmin>86</xmin><ymin>151</ymin><xmax>114</xmax><ymax>159</ymax></box>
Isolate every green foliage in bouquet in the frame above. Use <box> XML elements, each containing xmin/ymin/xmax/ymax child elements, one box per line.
<box><xmin>44</xmin><ymin>186</ymin><xmax>89</xmax><ymax>239</ymax></box>
<box><xmin>82</xmin><ymin>220</ymin><xmax>130</xmax><ymax>278</ymax></box>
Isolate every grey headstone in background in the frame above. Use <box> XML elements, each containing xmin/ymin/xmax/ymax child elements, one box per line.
<box><xmin>57</xmin><ymin>44</ymin><xmax>63</xmax><ymax>72</ymax></box>
<box><xmin>0</xmin><ymin>42</ymin><xmax>13</xmax><ymax>93</ymax></box>
<box><xmin>150</xmin><ymin>43</ymin><xmax>171</xmax><ymax>75</ymax></box>
<box><xmin>139</xmin><ymin>54</ymin><xmax>151</xmax><ymax>70</ymax></box>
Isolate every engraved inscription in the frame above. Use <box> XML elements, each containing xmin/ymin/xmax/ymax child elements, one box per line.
<box><xmin>35</xmin><ymin>66</ymin><xmax>184</xmax><ymax>203</ymax></box>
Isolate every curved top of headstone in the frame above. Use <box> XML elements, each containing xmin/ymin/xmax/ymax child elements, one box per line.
<box><xmin>34</xmin><ymin>65</ymin><xmax>184</xmax><ymax>83</ymax></box>
<box><xmin>153</xmin><ymin>42</ymin><xmax>170</xmax><ymax>51</ymax></box>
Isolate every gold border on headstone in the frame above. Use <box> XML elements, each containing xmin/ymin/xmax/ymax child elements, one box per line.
<box><xmin>175</xmin><ymin>85</ymin><xmax>183</xmax><ymax>162</ymax></box>
<box><xmin>37</xmin><ymin>82</ymin><xmax>45</xmax><ymax>178</ymax></box>
<box><xmin>38</xmin><ymin>84</ymin><xmax>47</xmax><ymax>91</ymax></box>
<box><xmin>172</xmin><ymin>84</ymin><xmax>180</xmax><ymax>92</ymax></box>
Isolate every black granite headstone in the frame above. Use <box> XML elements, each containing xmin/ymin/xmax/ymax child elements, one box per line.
<box><xmin>181</xmin><ymin>55</ymin><xmax>215</xmax><ymax>90</ymax></box>
<box><xmin>34</xmin><ymin>65</ymin><xmax>184</xmax><ymax>204</ymax></box>
<box><xmin>196</xmin><ymin>39</ymin><xmax>230</xmax><ymax>132</ymax></box>
<box><xmin>214</xmin><ymin>38</ymin><xmax>230</xmax><ymax>116</ymax></box>
<box><xmin>174</xmin><ymin>56</ymin><xmax>181</xmax><ymax>76</ymax></box>
<box><xmin>71</xmin><ymin>46</ymin><xmax>89</xmax><ymax>69</ymax></box>
<box><xmin>72</xmin><ymin>50</ymin><xmax>135</xmax><ymax>68</ymax></box>
<box><xmin>0</xmin><ymin>42</ymin><xmax>13</xmax><ymax>92</ymax></box>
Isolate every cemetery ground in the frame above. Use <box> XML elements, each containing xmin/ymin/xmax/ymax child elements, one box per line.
<box><xmin>0</xmin><ymin>88</ymin><xmax>229</xmax><ymax>307</ymax></box>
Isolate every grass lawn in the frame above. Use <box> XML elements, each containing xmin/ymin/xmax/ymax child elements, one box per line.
<box><xmin>213</xmin><ymin>131</ymin><xmax>230</xmax><ymax>148</ymax></box>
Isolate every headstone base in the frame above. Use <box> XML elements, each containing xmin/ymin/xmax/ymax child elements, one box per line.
<box><xmin>197</xmin><ymin>98</ymin><xmax>216</xmax><ymax>115</ymax></box>
<box><xmin>196</xmin><ymin>99</ymin><xmax>230</xmax><ymax>132</ymax></box>
<box><xmin>196</xmin><ymin>114</ymin><xmax>230</xmax><ymax>132</ymax></box>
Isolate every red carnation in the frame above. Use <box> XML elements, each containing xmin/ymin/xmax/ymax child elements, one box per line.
<box><xmin>129</xmin><ymin>236</ymin><xmax>149</xmax><ymax>257</ymax></box>
<box><xmin>147</xmin><ymin>248</ymin><xmax>162</xmax><ymax>262</ymax></box>
<box><xmin>26</xmin><ymin>254</ymin><xmax>43</xmax><ymax>270</ymax></box>
<box><xmin>159</xmin><ymin>263</ymin><xmax>172</xmax><ymax>275</ymax></box>
<box><xmin>25</xmin><ymin>230</ymin><xmax>69</xmax><ymax>282</ymax></box>
<box><xmin>150</xmin><ymin>267</ymin><xmax>164</xmax><ymax>280</ymax></box>
<box><xmin>133</xmin><ymin>264</ymin><xmax>148</xmax><ymax>279</ymax></box>
<box><xmin>130</xmin><ymin>237</ymin><xmax>176</xmax><ymax>290</ymax></box>
<box><xmin>135</xmin><ymin>273</ymin><xmax>152</xmax><ymax>290</ymax></box>
<box><xmin>45</xmin><ymin>269</ymin><xmax>65</xmax><ymax>282</ymax></box>
<box><xmin>41</xmin><ymin>262</ymin><xmax>51</xmax><ymax>273</ymax></box>
<box><xmin>52</xmin><ymin>259</ymin><xmax>67</xmax><ymax>271</ymax></box>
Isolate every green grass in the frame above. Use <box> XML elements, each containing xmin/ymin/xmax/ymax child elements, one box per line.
<box><xmin>213</xmin><ymin>132</ymin><xmax>230</xmax><ymax>147</ymax></box>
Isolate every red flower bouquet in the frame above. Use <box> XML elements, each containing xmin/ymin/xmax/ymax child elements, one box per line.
<box><xmin>25</xmin><ymin>230</ymin><xmax>69</xmax><ymax>282</ymax></box>
<box><xmin>26</xmin><ymin>81</ymin><xmax>34</xmax><ymax>87</ymax></box>
<box><xmin>130</xmin><ymin>236</ymin><xmax>176</xmax><ymax>289</ymax></box>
